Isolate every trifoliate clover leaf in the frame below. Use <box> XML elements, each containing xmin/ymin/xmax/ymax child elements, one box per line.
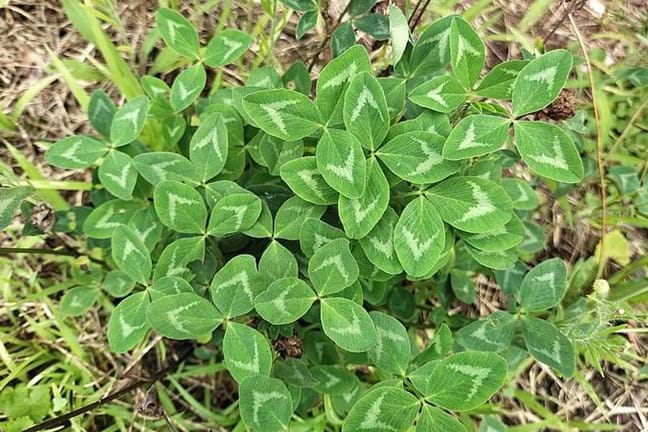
<box><xmin>110</xmin><ymin>96</ymin><xmax>149</xmax><ymax>147</ymax></box>
<box><xmin>359</xmin><ymin>206</ymin><xmax>403</xmax><ymax>275</ymax></box>
<box><xmin>155</xmin><ymin>8</ymin><xmax>200</xmax><ymax>59</ymax></box>
<box><xmin>274</xmin><ymin>196</ymin><xmax>326</xmax><ymax>240</ymax></box>
<box><xmin>107</xmin><ymin>291</ymin><xmax>150</xmax><ymax>353</ymax></box>
<box><xmin>205</xmin><ymin>29</ymin><xmax>253</xmax><ymax>67</ymax></box>
<box><xmin>111</xmin><ymin>225</ymin><xmax>151</xmax><ymax>285</ymax></box>
<box><xmin>475</xmin><ymin>59</ymin><xmax>528</xmax><ymax>100</ymax></box>
<box><xmin>368</xmin><ymin>311</ymin><xmax>410</xmax><ymax>375</ymax></box>
<box><xmin>449</xmin><ymin>17</ymin><xmax>485</xmax><ymax>89</ymax></box>
<box><xmin>209</xmin><ymin>254</ymin><xmax>264</xmax><ymax>318</ymax></box>
<box><xmin>149</xmin><ymin>276</ymin><xmax>194</xmax><ymax>301</ymax></box>
<box><xmin>320</xmin><ymin>297</ymin><xmax>376</xmax><ymax>352</ymax></box>
<box><xmin>519</xmin><ymin>258</ymin><xmax>567</xmax><ymax>312</ymax></box>
<box><xmin>239</xmin><ymin>375</ymin><xmax>293</xmax><ymax>432</ymax></box>
<box><xmin>443</xmin><ymin>115</ymin><xmax>511</xmax><ymax>160</ymax></box>
<box><xmin>409</xmin><ymin>75</ymin><xmax>467</xmax><ymax>113</ymax></box>
<box><xmin>254</xmin><ymin>277</ymin><xmax>317</xmax><ymax>325</ymax></box>
<box><xmin>207</xmin><ymin>192</ymin><xmax>262</xmax><ymax>237</ymax></box>
<box><xmin>170</xmin><ymin>63</ymin><xmax>206</xmax><ymax>112</ymax></box>
<box><xmin>500</xmin><ymin>178</ymin><xmax>538</xmax><ymax>210</ymax></box>
<box><xmin>147</xmin><ymin>292</ymin><xmax>222</xmax><ymax>340</ymax></box>
<box><xmin>98</xmin><ymin>150</ymin><xmax>137</xmax><ymax>200</ymax></box>
<box><xmin>308</xmin><ymin>238</ymin><xmax>359</xmax><ymax>296</ymax></box>
<box><xmin>133</xmin><ymin>152</ymin><xmax>200</xmax><ymax>186</ymax></box>
<box><xmin>299</xmin><ymin>218</ymin><xmax>347</xmax><ymax>257</ymax></box>
<box><xmin>154</xmin><ymin>181</ymin><xmax>207</xmax><ymax>234</ymax></box>
<box><xmin>60</xmin><ymin>286</ymin><xmax>100</xmax><ymax>316</ymax></box>
<box><xmin>45</xmin><ymin>136</ymin><xmax>108</xmax><ymax>169</ymax></box>
<box><xmin>190</xmin><ymin>112</ymin><xmax>228</xmax><ymax>182</ymax></box>
<box><xmin>83</xmin><ymin>199</ymin><xmax>145</xmax><ymax>239</ymax></box>
<box><xmin>343</xmin><ymin>386</ymin><xmax>420</xmax><ymax>432</ymax></box>
<box><xmin>280</xmin><ymin>156</ymin><xmax>339</xmax><ymax>205</ymax></box>
<box><xmin>521</xmin><ymin>316</ymin><xmax>575</xmax><ymax>377</ymax></box>
<box><xmin>455</xmin><ymin>311</ymin><xmax>516</xmax><ymax>352</ymax></box>
<box><xmin>316</xmin><ymin>128</ymin><xmax>367</xmax><ymax>199</ymax></box>
<box><xmin>343</xmin><ymin>71</ymin><xmax>389</xmax><ymax>151</ymax></box>
<box><xmin>223</xmin><ymin>322</ymin><xmax>273</xmax><ymax>382</ymax></box>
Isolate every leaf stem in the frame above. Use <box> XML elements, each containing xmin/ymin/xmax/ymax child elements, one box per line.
<box><xmin>307</xmin><ymin>0</ymin><xmax>353</xmax><ymax>71</ymax></box>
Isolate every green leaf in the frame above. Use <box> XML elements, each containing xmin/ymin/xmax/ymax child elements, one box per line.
<box><xmin>466</xmin><ymin>244</ymin><xmax>517</xmax><ymax>270</ymax></box>
<box><xmin>410</xmin><ymin>15</ymin><xmax>454</xmax><ymax>75</ymax></box>
<box><xmin>449</xmin><ymin>17</ymin><xmax>485</xmax><ymax>88</ymax></box>
<box><xmin>299</xmin><ymin>217</ymin><xmax>347</xmax><ymax>257</ymax></box>
<box><xmin>521</xmin><ymin>316</ymin><xmax>575</xmax><ymax>377</ymax></box>
<box><xmin>519</xmin><ymin>220</ymin><xmax>546</xmax><ymax>254</ymax></box>
<box><xmin>141</xmin><ymin>76</ymin><xmax>170</xmax><ymax>101</ymax></box>
<box><xmin>154</xmin><ymin>181</ymin><xmax>206</xmax><ymax>234</ymax></box>
<box><xmin>259</xmin><ymin>240</ymin><xmax>298</xmax><ymax>284</ymax></box>
<box><xmin>308</xmin><ymin>238</ymin><xmax>359</xmax><ymax>296</ymax></box>
<box><xmin>0</xmin><ymin>187</ymin><xmax>31</xmax><ymax>230</ymax></box>
<box><xmin>110</xmin><ymin>96</ymin><xmax>149</xmax><ymax>147</ymax></box>
<box><xmin>349</xmin><ymin>0</ymin><xmax>377</xmax><ymax>16</ymax></box>
<box><xmin>426</xmin><ymin>176</ymin><xmax>512</xmax><ymax>233</ymax></box>
<box><xmin>103</xmin><ymin>271</ymin><xmax>135</xmax><ymax>297</ymax></box>
<box><xmin>443</xmin><ymin>115</ymin><xmax>511</xmax><ymax>160</ymax></box>
<box><xmin>280</xmin><ymin>156</ymin><xmax>339</xmax><ymax>205</ymax></box>
<box><xmin>279</xmin><ymin>0</ymin><xmax>317</xmax><ymax>11</ymax></box>
<box><xmin>153</xmin><ymin>236</ymin><xmax>205</xmax><ymax>280</ymax></box>
<box><xmin>461</xmin><ymin>213</ymin><xmax>524</xmax><ymax>252</ymax></box>
<box><xmin>512</xmin><ymin>49</ymin><xmax>573</xmax><ymax>117</ymax></box>
<box><xmin>378</xmin><ymin>131</ymin><xmax>459</xmax><ymax>184</ymax></box>
<box><xmin>378</xmin><ymin>77</ymin><xmax>406</xmax><ymax>119</ymax></box>
<box><xmin>45</xmin><ymin>136</ymin><xmax>108</xmax><ymax>169</ymax></box>
<box><xmin>359</xmin><ymin>207</ymin><xmax>403</xmax><ymax>275</ymax></box>
<box><xmin>83</xmin><ymin>199</ymin><xmax>144</xmax><ymax>239</ymax></box>
<box><xmin>297</xmin><ymin>10</ymin><xmax>318</xmax><ymax>40</ymax></box>
<box><xmin>455</xmin><ymin>311</ymin><xmax>516</xmax><ymax>352</ymax></box>
<box><xmin>88</xmin><ymin>90</ymin><xmax>116</xmax><ymax>138</ymax></box>
<box><xmin>389</xmin><ymin>5</ymin><xmax>409</xmax><ymax>66</ymax></box>
<box><xmin>354</xmin><ymin>14</ymin><xmax>390</xmax><ymax>41</ymax></box>
<box><xmin>161</xmin><ymin>116</ymin><xmax>186</xmax><ymax>146</ymax></box>
<box><xmin>244</xmin><ymin>200</ymin><xmax>273</xmax><ymax>238</ymax></box>
<box><xmin>316</xmin><ymin>128</ymin><xmax>367</xmax><ymax>199</ymax></box>
<box><xmin>320</xmin><ymin>297</ymin><xmax>376</xmax><ymax>352</ymax></box>
<box><xmin>107</xmin><ymin>291</ymin><xmax>150</xmax><ymax>352</ymax></box>
<box><xmin>60</xmin><ymin>286</ymin><xmax>100</xmax><ymax>316</ymax></box>
<box><xmin>133</xmin><ymin>152</ymin><xmax>200</xmax><ymax>186</ymax></box>
<box><xmin>243</xmin><ymin>89</ymin><xmax>322</xmax><ymax>141</ymax></box>
<box><xmin>147</xmin><ymin>292</ymin><xmax>222</xmax><ymax>339</ymax></box>
<box><xmin>239</xmin><ymin>376</ymin><xmax>293</xmax><ymax>432</ymax></box>
<box><xmin>311</xmin><ymin>365</ymin><xmax>358</xmax><ymax>394</ymax></box>
<box><xmin>316</xmin><ymin>45</ymin><xmax>371</xmax><ymax>124</ymax></box>
<box><xmin>500</xmin><ymin>178</ymin><xmax>538</xmax><ymax>210</ymax></box>
<box><xmin>207</xmin><ymin>192</ymin><xmax>262</xmax><ymax>236</ymax></box>
<box><xmin>416</xmin><ymin>405</ymin><xmax>467</xmax><ymax>432</ymax></box>
<box><xmin>223</xmin><ymin>322</ymin><xmax>273</xmax><ymax>382</ymax></box>
<box><xmin>255</xmin><ymin>277</ymin><xmax>317</xmax><ymax>324</ymax></box>
<box><xmin>339</xmin><ymin>159</ymin><xmax>389</xmax><ymax>239</ymax></box>
<box><xmin>111</xmin><ymin>225</ymin><xmax>151</xmax><ymax>284</ymax></box>
<box><xmin>274</xmin><ymin>196</ymin><xmax>325</xmax><ymax>240</ymax></box>
<box><xmin>475</xmin><ymin>60</ymin><xmax>528</xmax><ymax>99</ymax></box>
<box><xmin>409</xmin><ymin>75</ymin><xmax>467</xmax><ymax>113</ymax></box>
<box><xmin>610</xmin><ymin>166</ymin><xmax>641</xmax><ymax>195</ymax></box>
<box><xmin>450</xmin><ymin>270</ymin><xmax>475</xmax><ymax>304</ymax></box>
<box><xmin>344</xmin><ymin>72</ymin><xmax>389</xmax><ymax>151</ymax></box>
<box><xmin>98</xmin><ymin>151</ymin><xmax>137</xmax><ymax>200</ymax></box>
<box><xmin>425</xmin><ymin>351</ymin><xmax>508</xmax><ymax>410</ymax></box>
<box><xmin>210</xmin><ymin>254</ymin><xmax>264</xmax><ymax>318</ymax></box>
<box><xmin>394</xmin><ymin>197</ymin><xmax>445</xmax><ymax>277</ymax></box>
<box><xmin>170</xmin><ymin>63</ymin><xmax>206</xmax><ymax>112</ymax></box>
<box><xmin>519</xmin><ymin>258</ymin><xmax>567</xmax><ymax>312</ymax></box>
<box><xmin>149</xmin><ymin>276</ymin><xmax>194</xmax><ymax>300</ymax></box>
<box><xmin>274</xmin><ymin>358</ymin><xmax>317</xmax><ymax>387</ymax></box>
<box><xmin>343</xmin><ymin>386</ymin><xmax>420</xmax><ymax>432</ymax></box>
<box><xmin>156</xmin><ymin>8</ymin><xmax>200</xmax><ymax>59</ymax></box>
<box><xmin>332</xmin><ymin>22</ymin><xmax>356</xmax><ymax>58</ymax></box>
<box><xmin>514</xmin><ymin>121</ymin><xmax>584</xmax><ymax>183</ymax></box>
<box><xmin>413</xmin><ymin>323</ymin><xmax>453</xmax><ymax>365</ymax></box>
<box><xmin>368</xmin><ymin>311</ymin><xmax>410</xmax><ymax>375</ymax></box>
<box><xmin>205</xmin><ymin>29</ymin><xmax>253</xmax><ymax>67</ymax></box>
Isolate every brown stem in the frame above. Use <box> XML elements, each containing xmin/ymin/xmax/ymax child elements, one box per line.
<box><xmin>24</xmin><ymin>345</ymin><xmax>194</xmax><ymax>432</ymax></box>
<box><xmin>307</xmin><ymin>0</ymin><xmax>354</xmax><ymax>71</ymax></box>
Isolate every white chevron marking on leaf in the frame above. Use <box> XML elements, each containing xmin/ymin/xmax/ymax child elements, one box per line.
<box><xmin>529</xmin><ymin>136</ymin><xmax>569</xmax><ymax>170</ymax></box>
<box><xmin>221</xmin><ymin>205</ymin><xmax>248</xmax><ymax>230</ymax></box>
<box><xmin>402</xmin><ymin>226</ymin><xmax>435</xmax><ymax>260</ymax></box>
<box><xmin>120</xmin><ymin>108</ymin><xmax>141</xmax><ymax>129</ymax></box>
<box><xmin>150</xmin><ymin>160</ymin><xmax>180</xmax><ymax>182</ymax></box>
<box><xmin>314</xmin><ymin>255</ymin><xmax>349</xmax><ymax>283</ymax></box>
<box><xmin>322</xmin><ymin>62</ymin><xmax>359</xmax><ymax>90</ymax></box>
<box><xmin>168</xmin><ymin>193</ymin><xmax>197</xmax><ymax>223</ymax></box>
<box><xmin>374</xmin><ymin>327</ymin><xmax>406</xmax><ymax>362</ymax></box>
<box><xmin>222</xmin><ymin>37</ymin><xmax>243</xmax><ymax>59</ymax></box>
<box><xmin>252</xmin><ymin>391</ymin><xmax>285</xmax><ymax>424</ymax></box>
<box><xmin>351</xmin><ymin>198</ymin><xmax>379</xmax><ymax>223</ymax></box>
<box><xmin>460</xmin><ymin>181</ymin><xmax>495</xmax><ymax>222</ymax></box>
<box><xmin>297</xmin><ymin>169</ymin><xmax>324</xmax><ymax>199</ymax></box>
<box><xmin>105</xmin><ymin>164</ymin><xmax>131</xmax><ymax>189</ymax></box>
<box><xmin>165</xmin><ymin>19</ymin><xmax>182</xmax><ymax>43</ymax></box>
<box><xmin>326</xmin><ymin>146</ymin><xmax>355</xmax><ymax>181</ymax></box>
<box><xmin>231</xmin><ymin>340</ymin><xmax>260</xmax><ymax>373</ymax></box>
<box><xmin>313</xmin><ymin>233</ymin><xmax>333</xmax><ymax>251</ymax></box>
<box><xmin>194</xmin><ymin>128</ymin><xmax>224</xmax><ymax>160</ymax></box>
<box><xmin>533</xmin><ymin>271</ymin><xmax>556</xmax><ymax>297</ymax></box>
<box><xmin>359</xmin><ymin>393</ymin><xmax>396</xmax><ymax>431</ymax></box>
<box><xmin>369</xmin><ymin>236</ymin><xmax>394</xmax><ymax>258</ymax></box>
<box><xmin>447</xmin><ymin>363</ymin><xmax>490</xmax><ymax>400</ymax></box>
<box><xmin>329</xmin><ymin>309</ymin><xmax>362</xmax><ymax>336</ymax></box>
<box><xmin>425</xmin><ymin>81</ymin><xmax>448</xmax><ymax>108</ymax></box>
<box><xmin>61</xmin><ymin>140</ymin><xmax>84</xmax><ymax>164</ymax></box>
<box><xmin>411</xmin><ymin>137</ymin><xmax>443</xmax><ymax>176</ymax></box>
<box><xmin>177</xmin><ymin>81</ymin><xmax>192</xmax><ymax>101</ymax></box>
<box><xmin>458</xmin><ymin>122</ymin><xmax>489</xmax><ymax>150</ymax></box>
<box><xmin>456</xmin><ymin>35</ymin><xmax>481</xmax><ymax>63</ymax></box>
<box><xmin>420</xmin><ymin>27</ymin><xmax>451</xmax><ymax>62</ymax></box>
<box><xmin>535</xmin><ymin>339</ymin><xmax>562</xmax><ymax>364</ymax></box>
<box><xmin>259</xmin><ymin>99</ymin><xmax>300</xmax><ymax>135</ymax></box>
<box><xmin>516</xmin><ymin>182</ymin><xmax>530</xmax><ymax>203</ymax></box>
<box><xmin>320</xmin><ymin>368</ymin><xmax>341</xmax><ymax>388</ymax></box>
<box><xmin>167</xmin><ymin>301</ymin><xmax>200</xmax><ymax>334</ymax></box>
<box><xmin>220</xmin><ymin>271</ymin><xmax>253</xmax><ymax>302</ymax></box>
<box><xmin>350</xmin><ymin>86</ymin><xmax>384</xmax><ymax>122</ymax></box>
<box><xmin>525</xmin><ymin>66</ymin><xmax>557</xmax><ymax>90</ymax></box>
<box><xmin>271</xmin><ymin>287</ymin><xmax>290</xmax><ymax>315</ymax></box>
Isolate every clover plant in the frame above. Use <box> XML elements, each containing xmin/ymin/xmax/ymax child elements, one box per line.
<box><xmin>1</xmin><ymin>7</ymin><xmax>587</xmax><ymax>431</ymax></box>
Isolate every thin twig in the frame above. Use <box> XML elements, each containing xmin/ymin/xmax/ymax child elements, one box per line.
<box><xmin>409</xmin><ymin>0</ymin><xmax>432</xmax><ymax>32</ymax></box>
<box><xmin>568</xmin><ymin>13</ymin><xmax>607</xmax><ymax>278</ymax></box>
<box><xmin>542</xmin><ymin>0</ymin><xmax>586</xmax><ymax>45</ymax></box>
<box><xmin>0</xmin><ymin>246</ymin><xmax>109</xmax><ymax>269</ymax></box>
<box><xmin>307</xmin><ymin>0</ymin><xmax>353</xmax><ymax>71</ymax></box>
<box><xmin>24</xmin><ymin>345</ymin><xmax>194</xmax><ymax>432</ymax></box>
<box><xmin>606</xmin><ymin>97</ymin><xmax>648</xmax><ymax>163</ymax></box>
